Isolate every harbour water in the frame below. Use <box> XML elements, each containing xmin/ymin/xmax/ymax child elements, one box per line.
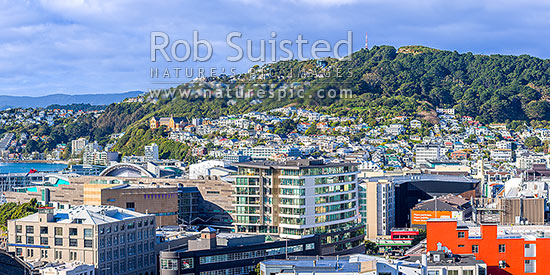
<box><xmin>0</xmin><ymin>162</ymin><xmax>67</xmax><ymax>174</ymax></box>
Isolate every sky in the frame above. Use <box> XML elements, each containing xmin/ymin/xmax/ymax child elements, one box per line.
<box><xmin>1</xmin><ymin>0</ymin><xmax>549</xmax><ymax>96</ymax></box>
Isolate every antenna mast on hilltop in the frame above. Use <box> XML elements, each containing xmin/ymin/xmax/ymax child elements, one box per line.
<box><xmin>365</xmin><ymin>32</ymin><xmax>368</xmax><ymax>49</ymax></box>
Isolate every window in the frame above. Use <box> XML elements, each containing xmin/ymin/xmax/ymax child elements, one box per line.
<box><xmin>54</xmin><ymin>227</ymin><xmax>63</xmax><ymax>236</ymax></box>
<box><xmin>55</xmin><ymin>238</ymin><xmax>63</xmax><ymax>246</ymax></box>
<box><xmin>26</xmin><ymin>225</ymin><xmax>34</xmax><ymax>234</ymax></box>
<box><xmin>499</xmin><ymin>244</ymin><xmax>506</xmax><ymax>253</ymax></box>
<box><xmin>181</xmin><ymin>258</ymin><xmax>194</xmax><ymax>269</ymax></box>
<box><xmin>472</xmin><ymin>245</ymin><xmax>479</xmax><ymax>253</ymax></box>
<box><xmin>40</xmin><ymin>237</ymin><xmax>48</xmax><ymax>245</ymax></box>
<box><xmin>69</xmin><ymin>228</ymin><xmax>77</xmax><ymax>236</ymax></box>
<box><xmin>463</xmin><ymin>270</ymin><xmax>473</xmax><ymax>275</ymax></box>
<box><xmin>16</xmin><ymin>248</ymin><xmax>22</xmax><ymax>256</ymax></box>
<box><xmin>447</xmin><ymin>271</ymin><xmax>458</xmax><ymax>275</ymax></box>
<box><xmin>16</xmin><ymin>236</ymin><xmax>22</xmax><ymax>243</ymax></box>
<box><xmin>26</xmin><ymin>236</ymin><xmax>34</xmax><ymax>245</ymax></box>
<box><xmin>525</xmin><ymin>243</ymin><xmax>536</xmax><ymax>257</ymax></box>
<box><xmin>40</xmin><ymin>226</ymin><xmax>48</xmax><ymax>234</ymax></box>
<box><xmin>84</xmin><ymin>240</ymin><xmax>93</xmax><ymax>248</ymax></box>
<box><xmin>458</xmin><ymin>231</ymin><xmax>465</xmax><ymax>238</ymax></box>
<box><xmin>161</xmin><ymin>259</ymin><xmax>178</xmax><ymax>270</ymax></box>
<box><xmin>128</xmin><ymin>245</ymin><xmax>136</xmax><ymax>255</ymax></box>
<box><xmin>16</xmin><ymin>225</ymin><xmax>22</xmax><ymax>233</ymax></box>
<box><xmin>525</xmin><ymin>260</ymin><xmax>536</xmax><ymax>273</ymax></box>
<box><xmin>69</xmin><ymin>239</ymin><xmax>77</xmax><ymax>247</ymax></box>
<box><xmin>126</xmin><ymin>202</ymin><xmax>135</xmax><ymax>210</ymax></box>
<box><xmin>120</xmin><ymin>262</ymin><xmax>126</xmax><ymax>273</ymax></box>
<box><xmin>84</xmin><ymin>228</ymin><xmax>93</xmax><ymax>238</ymax></box>
<box><xmin>128</xmin><ymin>258</ymin><xmax>136</xmax><ymax>271</ymax></box>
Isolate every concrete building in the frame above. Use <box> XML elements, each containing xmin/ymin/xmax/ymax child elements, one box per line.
<box><xmin>472</xmin><ymin>197</ymin><xmax>545</xmax><ymax>225</ymax></box>
<box><xmin>7</xmin><ymin>205</ymin><xmax>156</xmax><ymax>275</ymax></box>
<box><xmin>83</xmin><ymin>150</ymin><xmax>119</xmax><ymax>166</ymax></box>
<box><xmin>402</xmin><ymin>250</ymin><xmax>487</xmax><ymax>275</ymax></box>
<box><xmin>410</xmin><ymin>194</ymin><xmax>471</xmax><ymax>229</ymax></box>
<box><xmin>71</xmin><ymin>138</ymin><xmax>88</xmax><ymax>155</ymax></box>
<box><xmin>359</xmin><ymin>178</ymin><xmax>395</xmax><ymax>239</ymax></box>
<box><xmin>39</xmin><ymin>262</ymin><xmax>95</xmax><ymax>275</ymax></box>
<box><xmin>144</xmin><ymin>143</ymin><xmax>159</xmax><ymax>162</ymax></box>
<box><xmin>98</xmin><ymin>184</ymin><xmax>179</xmax><ymax>227</ymax></box>
<box><xmin>159</xmin><ymin>227</ymin><xmax>319</xmax><ymax>275</ymax></box>
<box><xmin>5</xmin><ymin>175</ymin><xmax>235</xmax><ymax>229</ymax></box>
<box><xmin>260</xmin><ymin>254</ymin><xmax>425</xmax><ymax>275</ymax></box>
<box><xmin>414</xmin><ymin>144</ymin><xmax>442</xmax><ymax>165</ymax></box>
<box><xmin>188</xmin><ymin>160</ymin><xmax>226</xmax><ymax>180</ymax></box>
<box><xmin>490</xmin><ymin>149</ymin><xmax>513</xmax><ymax>162</ymax></box>
<box><xmin>233</xmin><ymin>160</ymin><xmax>364</xmax><ymax>255</ymax></box>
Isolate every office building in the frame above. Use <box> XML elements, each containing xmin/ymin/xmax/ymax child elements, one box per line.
<box><xmin>233</xmin><ymin>160</ymin><xmax>364</xmax><ymax>255</ymax></box>
<box><xmin>159</xmin><ymin>227</ymin><xmax>319</xmax><ymax>275</ymax></box>
<box><xmin>7</xmin><ymin>205</ymin><xmax>156</xmax><ymax>275</ymax></box>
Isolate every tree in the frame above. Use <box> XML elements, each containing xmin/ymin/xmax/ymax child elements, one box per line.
<box><xmin>364</xmin><ymin>240</ymin><xmax>379</xmax><ymax>255</ymax></box>
<box><xmin>412</xmin><ymin>229</ymin><xmax>426</xmax><ymax>246</ymax></box>
<box><xmin>525</xmin><ymin>136</ymin><xmax>542</xmax><ymax>149</ymax></box>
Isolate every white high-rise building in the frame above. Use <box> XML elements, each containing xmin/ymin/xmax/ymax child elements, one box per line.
<box><xmin>144</xmin><ymin>143</ymin><xmax>159</xmax><ymax>161</ymax></box>
<box><xmin>71</xmin><ymin>138</ymin><xmax>88</xmax><ymax>155</ymax></box>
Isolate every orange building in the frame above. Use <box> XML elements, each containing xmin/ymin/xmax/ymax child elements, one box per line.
<box><xmin>427</xmin><ymin>219</ymin><xmax>550</xmax><ymax>274</ymax></box>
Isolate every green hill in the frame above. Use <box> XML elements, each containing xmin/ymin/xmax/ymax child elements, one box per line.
<box><xmin>105</xmin><ymin>45</ymin><xmax>550</xmax><ymax>160</ymax></box>
<box><xmin>7</xmin><ymin>45</ymin><xmax>548</xmax><ymax>161</ymax></box>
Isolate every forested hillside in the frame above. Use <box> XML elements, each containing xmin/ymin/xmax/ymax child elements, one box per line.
<box><xmin>5</xmin><ymin>45</ymin><xmax>550</xmax><ymax>160</ymax></box>
<box><xmin>108</xmin><ymin>45</ymin><xmax>550</xmax><ymax>160</ymax></box>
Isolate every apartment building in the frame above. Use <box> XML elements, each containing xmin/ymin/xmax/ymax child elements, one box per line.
<box><xmin>233</xmin><ymin>160</ymin><xmax>364</xmax><ymax>255</ymax></box>
<box><xmin>359</xmin><ymin>178</ymin><xmax>395</xmax><ymax>239</ymax></box>
<box><xmin>7</xmin><ymin>205</ymin><xmax>156</xmax><ymax>275</ymax></box>
<box><xmin>144</xmin><ymin>143</ymin><xmax>159</xmax><ymax>162</ymax></box>
<box><xmin>427</xmin><ymin>219</ymin><xmax>550</xmax><ymax>274</ymax></box>
<box><xmin>414</xmin><ymin>144</ymin><xmax>442</xmax><ymax>165</ymax></box>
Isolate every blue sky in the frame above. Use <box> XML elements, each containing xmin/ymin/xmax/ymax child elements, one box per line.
<box><xmin>1</xmin><ymin>0</ymin><xmax>549</xmax><ymax>96</ymax></box>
